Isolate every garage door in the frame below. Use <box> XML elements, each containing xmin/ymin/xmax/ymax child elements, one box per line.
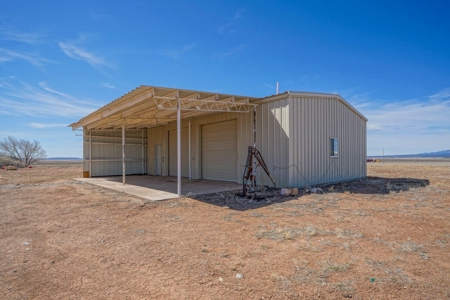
<box><xmin>202</xmin><ymin>120</ymin><xmax>237</xmax><ymax>181</ymax></box>
<box><xmin>168</xmin><ymin>129</ymin><xmax>189</xmax><ymax>177</ymax></box>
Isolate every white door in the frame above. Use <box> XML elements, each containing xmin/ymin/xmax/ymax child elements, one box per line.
<box><xmin>168</xmin><ymin>129</ymin><xmax>189</xmax><ymax>177</ymax></box>
<box><xmin>202</xmin><ymin>120</ymin><xmax>237</xmax><ymax>182</ymax></box>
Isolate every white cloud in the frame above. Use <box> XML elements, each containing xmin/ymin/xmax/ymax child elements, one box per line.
<box><xmin>29</xmin><ymin>123</ymin><xmax>68</xmax><ymax>128</ymax></box>
<box><xmin>160</xmin><ymin>43</ymin><xmax>196</xmax><ymax>60</ymax></box>
<box><xmin>88</xmin><ymin>10</ymin><xmax>107</xmax><ymax>21</ymax></box>
<box><xmin>102</xmin><ymin>83</ymin><xmax>117</xmax><ymax>89</ymax></box>
<box><xmin>0</xmin><ymin>78</ymin><xmax>101</xmax><ymax>117</ymax></box>
<box><xmin>0</xmin><ymin>27</ymin><xmax>43</xmax><ymax>44</ymax></box>
<box><xmin>215</xmin><ymin>43</ymin><xmax>247</xmax><ymax>59</ymax></box>
<box><xmin>353</xmin><ymin>88</ymin><xmax>450</xmax><ymax>155</ymax></box>
<box><xmin>59</xmin><ymin>41</ymin><xmax>105</xmax><ymax>66</ymax></box>
<box><xmin>219</xmin><ymin>8</ymin><xmax>245</xmax><ymax>34</ymax></box>
<box><xmin>59</xmin><ymin>36</ymin><xmax>111</xmax><ymax>69</ymax></box>
<box><xmin>429</xmin><ymin>88</ymin><xmax>450</xmax><ymax>101</ymax></box>
<box><xmin>38</xmin><ymin>81</ymin><xmax>74</xmax><ymax>99</ymax></box>
<box><xmin>360</xmin><ymin>99</ymin><xmax>450</xmax><ymax>132</ymax></box>
<box><xmin>0</xmin><ymin>47</ymin><xmax>51</xmax><ymax>68</ymax></box>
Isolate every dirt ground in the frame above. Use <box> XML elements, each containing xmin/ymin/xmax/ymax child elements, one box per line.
<box><xmin>1</xmin><ymin>161</ymin><xmax>449</xmax><ymax>299</ymax></box>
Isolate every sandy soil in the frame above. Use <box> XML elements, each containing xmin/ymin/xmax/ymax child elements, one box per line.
<box><xmin>1</xmin><ymin>161</ymin><xmax>449</xmax><ymax>299</ymax></box>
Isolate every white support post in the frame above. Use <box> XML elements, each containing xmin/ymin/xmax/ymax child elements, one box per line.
<box><xmin>122</xmin><ymin>125</ymin><xmax>126</xmax><ymax>185</ymax></box>
<box><xmin>141</xmin><ymin>130</ymin><xmax>145</xmax><ymax>175</ymax></box>
<box><xmin>177</xmin><ymin>98</ymin><xmax>181</xmax><ymax>196</ymax></box>
<box><xmin>89</xmin><ymin>130</ymin><xmax>92</xmax><ymax>178</ymax></box>
<box><xmin>188</xmin><ymin>119</ymin><xmax>191</xmax><ymax>180</ymax></box>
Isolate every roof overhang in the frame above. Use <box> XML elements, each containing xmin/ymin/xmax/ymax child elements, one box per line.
<box><xmin>70</xmin><ymin>85</ymin><xmax>258</xmax><ymax>131</ymax></box>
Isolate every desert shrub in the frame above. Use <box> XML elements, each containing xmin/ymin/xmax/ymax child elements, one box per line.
<box><xmin>0</xmin><ymin>155</ymin><xmax>23</xmax><ymax>168</ymax></box>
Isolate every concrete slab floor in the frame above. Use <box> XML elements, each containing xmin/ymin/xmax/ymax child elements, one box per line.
<box><xmin>76</xmin><ymin>175</ymin><xmax>242</xmax><ymax>201</ymax></box>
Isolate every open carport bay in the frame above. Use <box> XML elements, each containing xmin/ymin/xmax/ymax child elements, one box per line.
<box><xmin>76</xmin><ymin>175</ymin><xmax>242</xmax><ymax>201</ymax></box>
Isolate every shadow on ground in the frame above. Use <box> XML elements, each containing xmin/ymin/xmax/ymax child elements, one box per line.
<box><xmin>190</xmin><ymin>176</ymin><xmax>430</xmax><ymax>211</ymax></box>
<box><xmin>321</xmin><ymin>176</ymin><xmax>429</xmax><ymax>195</ymax></box>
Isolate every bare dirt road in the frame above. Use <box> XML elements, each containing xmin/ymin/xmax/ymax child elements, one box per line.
<box><xmin>1</xmin><ymin>161</ymin><xmax>449</xmax><ymax>299</ymax></box>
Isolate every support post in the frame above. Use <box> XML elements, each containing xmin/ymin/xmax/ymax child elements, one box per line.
<box><xmin>122</xmin><ymin>125</ymin><xmax>126</xmax><ymax>185</ymax></box>
<box><xmin>89</xmin><ymin>130</ymin><xmax>92</xmax><ymax>178</ymax></box>
<box><xmin>177</xmin><ymin>98</ymin><xmax>181</xmax><ymax>196</ymax></box>
<box><xmin>188</xmin><ymin>119</ymin><xmax>191</xmax><ymax>180</ymax></box>
<box><xmin>141</xmin><ymin>130</ymin><xmax>145</xmax><ymax>175</ymax></box>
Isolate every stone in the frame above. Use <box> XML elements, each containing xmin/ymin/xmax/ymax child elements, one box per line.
<box><xmin>281</xmin><ymin>188</ymin><xmax>299</xmax><ymax>196</ymax></box>
<box><xmin>280</xmin><ymin>188</ymin><xmax>291</xmax><ymax>196</ymax></box>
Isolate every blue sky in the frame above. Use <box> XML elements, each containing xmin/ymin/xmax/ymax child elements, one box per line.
<box><xmin>1</xmin><ymin>0</ymin><xmax>449</xmax><ymax>157</ymax></box>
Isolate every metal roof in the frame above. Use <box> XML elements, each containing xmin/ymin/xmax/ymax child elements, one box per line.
<box><xmin>253</xmin><ymin>91</ymin><xmax>368</xmax><ymax>122</ymax></box>
<box><xmin>70</xmin><ymin>86</ymin><xmax>367</xmax><ymax>130</ymax></box>
<box><xmin>70</xmin><ymin>85</ymin><xmax>257</xmax><ymax>130</ymax></box>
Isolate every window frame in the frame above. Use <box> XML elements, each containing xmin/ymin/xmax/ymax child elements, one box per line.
<box><xmin>330</xmin><ymin>137</ymin><xmax>338</xmax><ymax>157</ymax></box>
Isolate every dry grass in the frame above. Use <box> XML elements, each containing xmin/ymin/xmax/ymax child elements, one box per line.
<box><xmin>365</xmin><ymin>258</ymin><xmax>412</xmax><ymax>283</ymax></box>
<box><xmin>255</xmin><ymin>225</ymin><xmax>331</xmax><ymax>240</ymax></box>
<box><xmin>1</xmin><ymin>161</ymin><xmax>449</xmax><ymax>299</ymax></box>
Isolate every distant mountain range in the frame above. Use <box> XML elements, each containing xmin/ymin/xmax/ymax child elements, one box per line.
<box><xmin>370</xmin><ymin>150</ymin><xmax>450</xmax><ymax>158</ymax></box>
<box><xmin>46</xmin><ymin>157</ymin><xmax>82</xmax><ymax>161</ymax></box>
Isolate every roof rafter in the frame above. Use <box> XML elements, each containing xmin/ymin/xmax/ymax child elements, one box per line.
<box><xmin>70</xmin><ymin>85</ymin><xmax>258</xmax><ymax>130</ymax></box>
<box><xmin>153</xmin><ymin>96</ymin><xmax>256</xmax><ymax>113</ymax></box>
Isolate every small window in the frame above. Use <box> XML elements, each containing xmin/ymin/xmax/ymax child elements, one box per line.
<box><xmin>330</xmin><ymin>138</ymin><xmax>338</xmax><ymax>157</ymax></box>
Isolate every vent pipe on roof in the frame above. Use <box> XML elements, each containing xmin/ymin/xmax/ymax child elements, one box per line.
<box><xmin>276</xmin><ymin>82</ymin><xmax>279</xmax><ymax>95</ymax></box>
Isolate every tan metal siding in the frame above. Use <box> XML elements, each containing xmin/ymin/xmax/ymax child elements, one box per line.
<box><xmin>145</xmin><ymin>94</ymin><xmax>367</xmax><ymax>187</ymax></box>
<box><xmin>201</xmin><ymin>120</ymin><xmax>238</xmax><ymax>181</ymax></box>
<box><xmin>84</xmin><ymin>130</ymin><xmax>146</xmax><ymax>177</ymax></box>
<box><xmin>168</xmin><ymin>129</ymin><xmax>189</xmax><ymax>177</ymax></box>
<box><xmin>146</xmin><ymin>112</ymin><xmax>253</xmax><ymax>182</ymax></box>
<box><xmin>256</xmin><ymin>98</ymin><xmax>290</xmax><ymax>187</ymax></box>
<box><xmin>146</xmin><ymin>126</ymin><xmax>164</xmax><ymax>175</ymax></box>
<box><xmin>193</xmin><ymin>113</ymin><xmax>253</xmax><ymax>182</ymax></box>
<box><xmin>289</xmin><ymin>96</ymin><xmax>366</xmax><ymax>187</ymax></box>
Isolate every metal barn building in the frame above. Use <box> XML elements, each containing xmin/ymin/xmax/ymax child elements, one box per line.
<box><xmin>70</xmin><ymin>85</ymin><xmax>367</xmax><ymax>195</ymax></box>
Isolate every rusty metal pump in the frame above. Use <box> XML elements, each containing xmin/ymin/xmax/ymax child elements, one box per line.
<box><xmin>242</xmin><ymin>146</ymin><xmax>276</xmax><ymax>196</ymax></box>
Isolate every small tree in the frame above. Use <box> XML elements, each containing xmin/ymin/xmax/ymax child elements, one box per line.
<box><xmin>0</xmin><ymin>136</ymin><xmax>47</xmax><ymax>167</ymax></box>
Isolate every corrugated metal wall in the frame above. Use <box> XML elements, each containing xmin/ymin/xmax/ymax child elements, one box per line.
<box><xmin>146</xmin><ymin>112</ymin><xmax>253</xmax><ymax>182</ymax></box>
<box><xmin>83</xmin><ymin>130</ymin><xmax>147</xmax><ymax>176</ymax></box>
<box><xmin>146</xmin><ymin>126</ymin><xmax>164</xmax><ymax>175</ymax></box>
<box><xmin>202</xmin><ymin>120</ymin><xmax>238</xmax><ymax>181</ymax></box>
<box><xmin>256</xmin><ymin>98</ymin><xmax>290</xmax><ymax>187</ymax></box>
<box><xmin>168</xmin><ymin>128</ymin><xmax>189</xmax><ymax>177</ymax></box>
<box><xmin>87</xmin><ymin>95</ymin><xmax>365</xmax><ymax>186</ymax></box>
<box><xmin>288</xmin><ymin>96</ymin><xmax>366</xmax><ymax>187</ymax></box>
